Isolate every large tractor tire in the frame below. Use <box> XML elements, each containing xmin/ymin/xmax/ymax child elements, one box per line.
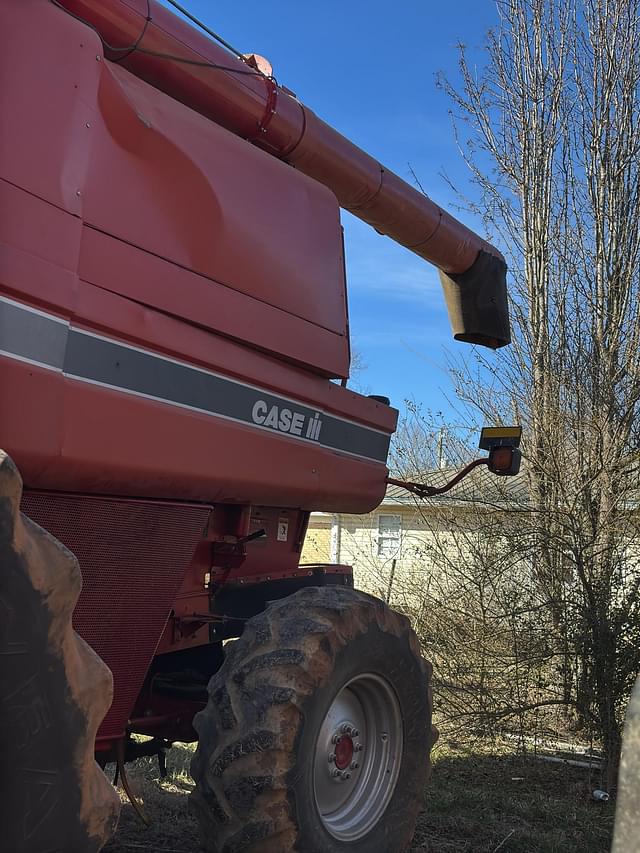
<box><xmin>191</xmin><ymin>586</ymin><xmax>433</xmax><ymax>853</ymax></box>
<box><xmin>0</xmin><ymin>452</ymin><xmax>120</xmax><ymax>852</ymax></box>
<box><xmin>613</xmin><ymin>672</ymin><xmax>640</xmax><ymax>852</ymax></box>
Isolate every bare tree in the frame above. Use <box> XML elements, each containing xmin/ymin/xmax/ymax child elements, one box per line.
<box><xmin>389</xmin><ymin>416</ymin><xmax>561</xmax><ymax>745</ymax></box>
<box><xmin>430</xmin><ymin>0</ymin><xmax>640</xmax><ymax>786</ymax></box>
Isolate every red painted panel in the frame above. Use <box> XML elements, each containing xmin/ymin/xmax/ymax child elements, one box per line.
<box><xmin>0</xmin><ymin>1</ymin><xmax>101</xmax><ymax>216</ymax></box>
<box><xmin>78</xmin><ymin>228</ymin><xmax>349</xmax><ymax>379</ymax></box>
<box><xmin>222</xmin><ymin>506</ymin><xmax>308</xmax><ymax>582</ymax></box>
<box><xmin>1</xmin><ymin>1</ymin><xmax>350</xmax><ymax>379</ymax></box>
<box><xmin>72</xmin><ymin>279</ymin><xmax>395</xmax><ymax>432</ymax></box>
<box><xmin>85</xmin><ymin>62</ymin><xmax>347</xmax><ymax>339</ymax></box>
<box><xmin>0</xmin><ymin>357</ymin><xmax>66</xmax><ymax>483</ymax></box>
<box><xmin>55</xmin><ymin>0</ymin><xmax>504</xmax><ymax>277</ymax></box>
<box><xmin>0</xmin><ymin>179</ymin><xmax>81</xmax><ymax>279</ymax></box>
<box><xmin>59</xmin><ymin>0</ymin><xmax>306</xmax><ymax>153</ymax></box>
<box><xmin>0</xmin><ymin>357</ymin><xmax>389</xmax><ymax>513</ymax></box>
<box><xmin>0</xmin><ymin>1</ymin><xmax>396</xmax><ymax>518</ymax></box>
<box><xmin>20</xmin><ymin>491</ymin><xmax>210</xmax><ymax>740</ymax></box>
<box><xmin>0</xmin><ymin>180</ymin><xmax>81</xmax><ymax>316</ymax></box>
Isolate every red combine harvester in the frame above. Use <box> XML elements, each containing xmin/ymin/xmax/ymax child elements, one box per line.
<box><xmin>0</xmin><ymin>2</ymin><xmax>510</xmax><ymax>851</ymax></box>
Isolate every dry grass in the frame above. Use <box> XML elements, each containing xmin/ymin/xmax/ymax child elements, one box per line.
<box><xmin>414</xmin><ymin>742</ymin><xmax>614</xmax><ymax>852</ymax></box>
<box><xmin>102</xmin><ymin>741</ymin><xmax>614</xmax><ymax>852</ymax></box>
<box><xmin>102</xmin><ymin>745</ymin><xmax>199</xmax><ymax>853</ymax></box>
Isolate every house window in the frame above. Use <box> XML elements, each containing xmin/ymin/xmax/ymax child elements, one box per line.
<box><xmin>377</xmin><ymin>514</ymin><xmax>401</xmax><ymax>558</ymax></box>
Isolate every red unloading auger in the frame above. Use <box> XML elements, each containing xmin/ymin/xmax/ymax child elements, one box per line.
<box><xmin>54</xmin><ymin>0</ymin><xmax>510</xmax><ymax>350</ymax></box>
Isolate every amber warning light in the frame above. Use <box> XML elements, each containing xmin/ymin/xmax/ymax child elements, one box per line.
<box><xmin>479</xmin><ymin>426</ymin><xmax>522</xmax><ymax>476</ymax></box>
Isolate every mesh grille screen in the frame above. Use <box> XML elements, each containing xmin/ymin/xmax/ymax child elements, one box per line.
<box><xmin>21</xmin><ymin>492</ymin><xmax>210</xmax><ymax>740</ymax></box>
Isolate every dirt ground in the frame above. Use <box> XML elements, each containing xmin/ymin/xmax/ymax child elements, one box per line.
<box><xmin>102</xmin><ymin>742</ymin><xmax>614</xmax><ymax>853</ymax></box>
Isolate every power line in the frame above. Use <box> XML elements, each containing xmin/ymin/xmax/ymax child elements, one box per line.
<box><xmin>160</xmin><ymin>0</ymin><xmax>245</xmax><ymax>61</ymax></box>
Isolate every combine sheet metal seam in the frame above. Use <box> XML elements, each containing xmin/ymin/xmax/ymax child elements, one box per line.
<box><xmin>0</xmin><ymin>296</ymin><xmax>390</xmax><ymax>464</ymax></box>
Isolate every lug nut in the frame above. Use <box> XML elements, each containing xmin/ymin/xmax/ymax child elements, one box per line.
<box><xmin>343</xmin><ymin>772</ymin><xmax>351</xmax><ymax>780</ymax></box>
<box><xmin>331</xmin><ymin>769</ymin><xmax>341</xmax><ymax>778</ymax></box>
<box><xmin>340</xmin><ymin>723</ymin><xmax>350</xmax><ymax>734</ymax></box>
<box><xmin>328</xmin><ymin>753</ymin><xmax>336</xmax><ymax>763</ymax></box>
<box><xmin>354</xmin><ymin>743</ymin><xmax>363</xmax><ymax>752</ymax></box>
<box><xmin>332</xmin><ymin>734</ymin><xmax>341</xmax><ymax>744</ymax></box>
<box><xmin>350</xmin><ymin>761</ymin><xmax>359</xmax><ymax>770</ymax></box>
<box><xmin>351</xmin><ymin>728</ymin><xmax>359</xmax><ymax>737</ymax></box>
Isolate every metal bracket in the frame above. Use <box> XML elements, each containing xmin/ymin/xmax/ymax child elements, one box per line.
<box><xmin>388</xmin><ymin>425</ymin><xmax>522</xmax><ymax>498</ymax></box>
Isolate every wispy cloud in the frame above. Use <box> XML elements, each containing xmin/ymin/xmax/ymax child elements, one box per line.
<box><xmin>354</xmin><ymin>327</ymin><xmax>439</xmax><ymax>347</ymax></box>
<box><xmin>343</xmin><ymin>214</ymin><xmax>444</xmax><ymax>304</ymax></box>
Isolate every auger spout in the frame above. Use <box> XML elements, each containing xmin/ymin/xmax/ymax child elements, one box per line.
<box><xmin>55</xmin><ymin>0</ymin><xmax>510</xmax><ymax>347</ymax></box>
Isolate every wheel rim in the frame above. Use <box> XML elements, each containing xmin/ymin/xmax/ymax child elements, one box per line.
<box><xmin>313</xmin><ymin>672</ymin><xmax>403</xmax><ymax>841</ymax></box>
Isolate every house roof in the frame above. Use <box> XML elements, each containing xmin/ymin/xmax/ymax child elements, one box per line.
<box><xmin>315</xmin><ymin>459</ymin><xmax>640</xmax><ymax>519</ymax></box>
<box><xmin>382</xmin><ymin>465</ymin><xmax>530</xmax><ymax>509</ymax></box>
<box><xmin>311</xmin><ymin>468</ymin><xmax>529</xmax><ymax>519</ymax></box>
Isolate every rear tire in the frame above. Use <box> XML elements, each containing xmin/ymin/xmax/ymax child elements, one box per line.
<box><xmin>0</xmin><ymin>451</ymin><xmax>120</xmax><ymax>852</ymax></box>
<box><xmin>191</xmin><ymin>585</ymin><xmax>433</xmax><ymax>853</ymax></box>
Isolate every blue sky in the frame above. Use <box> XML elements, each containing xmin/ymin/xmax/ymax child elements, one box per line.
<box><xmin>160</xmin><ymin>1</ymin><xmax>501</xmax><ymax>418</ymax></box>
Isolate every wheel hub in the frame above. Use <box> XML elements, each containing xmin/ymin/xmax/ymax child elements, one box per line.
<box><xmin>313</xmin><ymin>673</ymin><xmax>403</xmax><ymax>841</ymax></box>
<box><xmin>333</xmin><ymin>734</ymin><xmax>354</xmax><ymax>770</ymax></box>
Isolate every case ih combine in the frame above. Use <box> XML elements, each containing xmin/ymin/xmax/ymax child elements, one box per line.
<box><xmin>0</xmin><ymin>1</ymin><xmax>510</xmax><ymax>851</ymax></box>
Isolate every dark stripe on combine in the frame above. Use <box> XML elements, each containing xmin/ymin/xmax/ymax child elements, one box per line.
<box><xmin>64</xmin><ymin>331</ymin><xmax>391</xmax><ymax>463</ymax></box>
<box><xmin>0</xmin><ymin>300</ymin><xmax>67</xmax><ymax>368</ymax></box>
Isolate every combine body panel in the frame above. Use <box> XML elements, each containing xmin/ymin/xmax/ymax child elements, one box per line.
<box><xmin>1</xmin><ymin>0</ymin><xmax>393</xmax><ymax>515</ymax></box>
<box><xmin>0</xmin><ymin>0</ymin><xmax>398</xmax><ymax>749</ymax></box>
<box><xmin>0</xmin><ymin>3</ymin><xmax>510</xmax><ymax>848</ymax></box>
<box><xmin>56</xmin><ymin>0</ymin><xmax>510</xmax><ymax>349</ymax></box>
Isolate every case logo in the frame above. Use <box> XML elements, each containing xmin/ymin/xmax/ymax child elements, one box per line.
<box><xmin>251</xmin><ymin>400</ymin><xmax>323</xmax><ymax>441</ymax></box>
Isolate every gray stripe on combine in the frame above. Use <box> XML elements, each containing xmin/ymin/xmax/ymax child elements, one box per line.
<box><xmin>0</xmin><ymin>299</ymin><xmax>67</xmax><ymax>369</ymax></box>
<box><xmin>63</xmin><ymin>331</ymin><xmax>391</xmax><ymax>463</ymax></box>
<box><xmin>0</xmin><ymin>297</ymin><xmax>391</xmax><ymax>463</ymax></box>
